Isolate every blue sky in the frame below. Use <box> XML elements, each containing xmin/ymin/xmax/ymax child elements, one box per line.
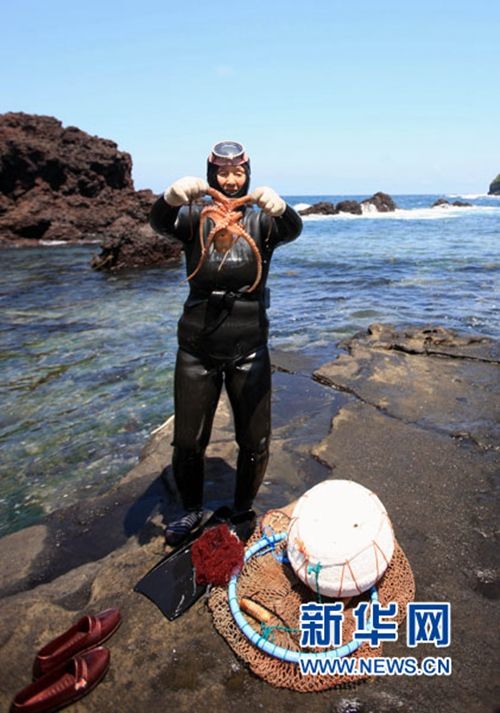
<box><xmin>1</xmin><ymin>1</ymin><xmax>498</xmax><ymax>194</ymax></box>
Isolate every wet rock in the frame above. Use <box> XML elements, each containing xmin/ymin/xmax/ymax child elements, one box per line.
<box><xmin>298</xmin><ymin>200</ymin><xmax>336</xmax><ymax>216</ymax></box>
<box><xmin>432</xmin><ymin>197</ymin><xmax>450</xmax><ymax>207</ymax></box>
<box><xmin>0</xmin><ymin>112</ymin><xmax>180</xmax><ymax>268</ymax></box>
<box><xmin>431</xmin><ymin>197</ymin><xmax>472</xmax><ymax>208</ymax></box>
<box><xmin>336</xmin><ymin>200</ymin><xmax>362</xmax><ymax>215</ymax></box>
<box><xmin>362</xmin><ymin>323</ymin><xmax>498</xmax><ymax>360</ymax></box>
<box><xmin>318</xmin><ymin>324</ymin><xmax>500</xmax><ymax>449</ymax></box>
<box><xmin>91</xmin><ymin>224</ymin><xmax>181</xmax><ymax>271</ymax></box>
<box><xmin>295</xmin><ymin>194</ymin><xmax>397</xmax><ymax>217</ymax></box>
<box><xmin>361</xmin><ymin>191</ymin><xmax>397</xmax><ymax>212</ymax></box>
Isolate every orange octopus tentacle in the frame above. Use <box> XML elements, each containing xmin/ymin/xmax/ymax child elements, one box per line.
<box><xmin>184</xmin><ymin>224</ymin><xmax>220</xmax><ymax>283</ymax></box>
<box><xmin>231</xmin><ymin>223</ymin><xmax>262</xmax><ymax>292</ymax></box>
<box><xmin>185</xmin><ymin>188</ymin><xmax>262</xmax><ymax>292</ymax></box>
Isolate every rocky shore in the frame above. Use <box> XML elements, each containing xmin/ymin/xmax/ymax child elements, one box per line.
<box><xmin>0</xmin><ymin>325</ymin><xmax>498</xmax><ymax>713</ymax></box>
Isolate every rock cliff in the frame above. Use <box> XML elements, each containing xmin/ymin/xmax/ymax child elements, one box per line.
<box><xmin>0</xmin><ymin>112</ymin><xmax>180</xmax><ymax>267</ymax></box>
<box><xmin>488</xmin><ymin>174</ymin><xmax>500</xmax><ymax>195</ymax></box>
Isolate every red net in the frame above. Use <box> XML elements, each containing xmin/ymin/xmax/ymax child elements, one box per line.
<box><xmin>191</xmin><ymin>524</ymin><xmax>245</xmax><ymax>586</ymax></box>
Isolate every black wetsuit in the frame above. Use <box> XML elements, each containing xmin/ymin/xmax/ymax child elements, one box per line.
<box><xmin>150</xmin><ymin>196</ymin><xmax>302</xmax><ymax>511</ymax></box>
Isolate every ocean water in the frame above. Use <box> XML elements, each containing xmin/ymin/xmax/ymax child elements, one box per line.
<box><xmin>1</xmin><ymin>193</ymin><xmax>499</xmax><ymax>536</ymax></box>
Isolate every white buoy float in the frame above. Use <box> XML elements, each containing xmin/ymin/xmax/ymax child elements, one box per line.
<box><xmin>287</xmin><ymin>480</ymin><xmax>395</xmax><ymax>598</ymax></box>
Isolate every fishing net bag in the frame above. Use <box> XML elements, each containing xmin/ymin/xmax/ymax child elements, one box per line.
<box><xmin>208</xmin><ymin>509</ymin><xmax>415</xmax><ymax>692</ymax></box>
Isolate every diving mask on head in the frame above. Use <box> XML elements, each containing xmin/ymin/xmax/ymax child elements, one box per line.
<box><xmin>207</xmin><ymin>140</ymin><xmax>251</xmax><ymax>197</ymax></box>
<box><xmin>208</xmin><ymin>140</ymin><xmax>249</xmax><ymax>167</ymax></box>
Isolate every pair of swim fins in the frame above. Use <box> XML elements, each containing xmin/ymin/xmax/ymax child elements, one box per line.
<box><xmin>134</xmin><ymin>507</ymin><xmax>256</xmax><ymax>620</ymax></box>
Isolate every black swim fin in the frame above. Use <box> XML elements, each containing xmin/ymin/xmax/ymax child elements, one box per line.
<box><xmin>134</xmin><ymin>507</ymin><xmax>256</xmax><ymax>620</ymax></box>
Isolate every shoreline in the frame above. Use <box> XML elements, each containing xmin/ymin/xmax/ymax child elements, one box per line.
<box><xmin>0</xmin><ymin>324</ymin><xmax>498</xmax><ymax>712</ymax></box>
<box><xmin>0</xmin><ymin>237</ymin><xmax>104</xmax><ymax>248</ymax></box>
<box><xmin>1</xmin><ymin>192</ymin><xmax>499</xmax><ymax>249</ymax></box>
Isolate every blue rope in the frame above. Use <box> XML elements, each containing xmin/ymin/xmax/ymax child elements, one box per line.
<box><xmin>255</xmin><ymin>526</ymin><xmax>277</xmax><ymax>558</ymax></box>
<box><xmin>307</xmin><ymin>561</ymin><xmax>323</xmax><ymax>603</ymax></box>
<box><xmin>260</xmin><ymin>622</ymin><xmax>300</xmax><ymax>643</ymax></box>
<box><xmin>228</xmin><ymin>531</ymin><xmax>379</xmax><ymax>664</ymax></box>
<box><xmin>258</xmin><ymin>525</ymin><xmax>289</xmax><ymax>563</ymax></box>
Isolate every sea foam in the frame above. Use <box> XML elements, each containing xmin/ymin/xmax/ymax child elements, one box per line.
<box><xmin>447</xmin><ymin>193</ymin><xmax>500</xmax><ymax>200</ymax></box>
<box><xmin>297</xmin><ymin>205</ymin><xmax>500</xmax><ymax>221</ymax></box>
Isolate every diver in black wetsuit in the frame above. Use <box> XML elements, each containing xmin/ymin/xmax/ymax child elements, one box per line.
<box><xmin>150</xmin><ymin>141</ymin><xmax>302</xmax><ymax>545</ymax></box>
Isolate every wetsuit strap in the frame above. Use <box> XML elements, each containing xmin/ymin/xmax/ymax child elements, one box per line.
<box><xmin>201</xmin><ymin>290</ymin><xmax>245</xmax><ymax>336</ymax></box>
<box><xmin>191</xmin><ymin>287</ymin><xmax>270</xmax><ymax>306</ymax></box>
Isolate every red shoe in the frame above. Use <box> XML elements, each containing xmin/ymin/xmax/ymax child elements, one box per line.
<box><xmin>32</xmin><ymin>608</ymin><xmax>120</xmax><ymax>678</ymax></box>
<box><xmin>10</xmin><ymin>647</ymin><xmax>110</xmax><ymax>713</ymax></box>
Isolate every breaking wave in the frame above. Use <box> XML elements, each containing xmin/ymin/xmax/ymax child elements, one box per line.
<box><xmin>294</xmin><ymin>204</ymin><xmax>500</xmax><ymax>221</ymax></box>
<box><xmin>447</xmin><ymin>193</ymin><xmax>500</xmax><ymax>200</ymax></box>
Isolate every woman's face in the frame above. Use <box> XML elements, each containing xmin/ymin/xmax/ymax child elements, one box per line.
<box><xmin>216</xmin><ymin>165</ymin><xmax>247</xmax><ymax>195</ymax></box>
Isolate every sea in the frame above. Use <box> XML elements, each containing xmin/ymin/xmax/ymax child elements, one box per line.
<box><xmin>1</xmin><ymin>193</ymin><xmax>499</xmax><ymax>536</ymax></box>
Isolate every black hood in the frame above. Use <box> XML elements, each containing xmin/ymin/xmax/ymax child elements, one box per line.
<box><xmin>206</xmin><ymin>159</ymin><xmax>251</xmax><ymax>199</ymax></box>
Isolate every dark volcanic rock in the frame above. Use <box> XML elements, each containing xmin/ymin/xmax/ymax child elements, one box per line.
<box><xmin>298</xmin><ymin>201</ymin><xmax>336</xmax><ymax>216</ymax></box>
<box><xmin>432</xmin><ymin>197</ymin><xmax>472</xmax><ymax>208</ymax></box>
<box><xmin>488</xmin><ymin>173</ymin><xmax>500</xmax><ymax>195</ymax></box>
<box><xmin>0</xmin><ymin>112</ymin><xmax>180</xmax><ymax>268</ymax></box>
<box><xmin>295</xmin><ymin>193</ymin><xmax>398</xmax><ymax>217</ymax></box>
<box><xmin>336</xmin><ymin>200</ymin><xmax>362</xmax><ymax>215</ymax></box>
<box><xmin>91</xmin><ymin>226</ymin><xmax>180</xmax><ymax>271</ymax></box>
<box><xmin>361</xmin><ymin>191</ymin><xmax>397</xmax><ymax>212</ymax></box>
<box><xmin>432</xmin><ymin>198</ymin><xmax>449</xmax><ymax>207</ymax></box>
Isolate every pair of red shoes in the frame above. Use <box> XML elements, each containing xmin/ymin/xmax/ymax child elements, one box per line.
<box><xmin>10</xmin><ymin>608</ymin><xmax>121</xmax><ymax>713</ymax></box>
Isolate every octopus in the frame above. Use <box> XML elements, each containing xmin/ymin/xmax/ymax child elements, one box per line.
<box><xmin>186</xmin><ymin>187</ymin><xmax>262</xmax><ymax>293</ymax></box>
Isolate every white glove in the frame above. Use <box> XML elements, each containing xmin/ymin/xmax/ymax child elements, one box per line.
<box><xmin>164</xmin><ymin>176</ymin><xmax>209</xmax><ymax>206</ymax></box>
<box><xmin>252</xmin><ymin>186</ymin><xmax>286</xmax><ymax>217</ymax></box>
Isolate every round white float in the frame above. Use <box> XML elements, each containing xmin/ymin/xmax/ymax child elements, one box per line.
<box><xmin>287</xmin><ymin>480</ymin><xmax>395</xmax><ymax>598</ymax></box>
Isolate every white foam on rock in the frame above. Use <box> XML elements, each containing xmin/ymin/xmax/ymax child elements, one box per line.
<box><xmin>299</xmin><ymin>205</ymin><xmax>500</xmax><ymax>221</ymax></box>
